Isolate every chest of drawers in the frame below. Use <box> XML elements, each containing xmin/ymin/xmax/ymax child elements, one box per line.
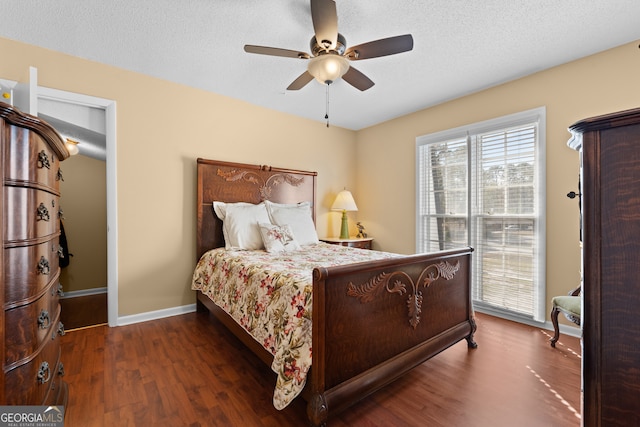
<box><xmin>0</xmin><ymin>101</ymin><xmax>69</xmax><ymax>405</ymax></box>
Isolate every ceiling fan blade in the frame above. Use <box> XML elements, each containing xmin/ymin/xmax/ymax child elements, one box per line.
<box><xmin>345</xmin><ymin>34</ymin><xmax>414</xmax><ymax>60</ymax></box>
<box><xmin>287</xmin><ymin>71</ymin><xmax>314</xmax><ymax>90</ymax></box>
<box><xmin>342</xmin><ymin>66</ymin><xmax>374</xmax><ymax>91</ymax></box>
<box><xmin>244</xmin><ymin>45</ymin><xmax>310</xmax><ymax>59</ymax></box>
<box><xmin>311</xmin><ymin>0</ymin><xmax>338</xmax><ymax>49</ymax></box>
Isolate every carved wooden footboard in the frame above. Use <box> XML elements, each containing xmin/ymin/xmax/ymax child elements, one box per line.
<box><xmin>307</xmin><ymin>247</ymin><xmax>475</xmax><ymax>426</ymax></box>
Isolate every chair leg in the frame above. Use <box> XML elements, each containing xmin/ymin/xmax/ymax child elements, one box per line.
<box><xmin>550</xmin><ymin>306</ymin><xmax>560</xmax><ymax>347</ymax></box>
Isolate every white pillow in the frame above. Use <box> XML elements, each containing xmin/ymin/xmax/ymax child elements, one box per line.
<box><xmin>212</xmin><ymin>201</ymin><xmax>270</xmax><ymax>250</ymax></box>
<box><xmin>259</xmin><ymin>223</ymin><xmax>301</xmax><ymax>253</ymax></box>
<box><xmin>265</xmin><ymin>201</ymin><xmax>319</xmax><ymax>245</ymax></box>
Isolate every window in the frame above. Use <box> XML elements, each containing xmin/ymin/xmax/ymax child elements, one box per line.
<box><xmin>416</xmin><ymin>108</ymin><xmax>546</xmax><ymax>323</ymax></box>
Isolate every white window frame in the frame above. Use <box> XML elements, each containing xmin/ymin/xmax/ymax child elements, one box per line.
<box><xmin>415</xmin><ymin>107</ymin><xmax>546</xmax><ymax>323</ymax></box>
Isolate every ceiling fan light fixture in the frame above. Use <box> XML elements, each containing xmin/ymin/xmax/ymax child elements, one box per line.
<box><xmin>308</xmin><ymin>54</ymin><xmax>349</xmax><ymax>85</ymax></box>
<box><xmin>244</xmin><ymin>2</ymin><xmax>412</xmax><ymax>92</ymax></box>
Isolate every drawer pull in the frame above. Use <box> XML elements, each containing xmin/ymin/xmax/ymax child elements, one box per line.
<box><xmin>57</xmin><ymin>168</ymin><xmax>64</xmax><ymax>181</ymax></box>
<box><xmin>37</xmin><ymin>256</ymin><xmax>50</xmax><ymax>275</ymax></box>
<box><xmin>57</xmin><ymin>245</ymin><xmax>64</xmax><ymax>258</ymax></box>
<box><xmin>58</xmin><ymin>363</ymin><xmax>65</xmax><ymax>377</ymax></box>
<box><xmin>37</xmin><ymin>150</ymin><xmax>51</xmax><ymax>169</ymax></box>
<box><xmin>36</xmin><ymin>203</ymin><xmax>50</xmax><ymax>221</ymax></box>
<box><xmin>51</xmin><ymin>282</ymin><xmax>64</xmax><ymax>296</ymax></box>
<box><xmin>37</xmin><ymin>361</ymin><xmax>50</xmax><ymax>384</ymax></box>
<box><xmin>51</xmin><ymin>321</ymin><xmax>66</xmax><ymax>340</ymax></box>
<box><xmin>38</xmin><ymin>309</ymin><xmax>50</xmax><ymax>329</ymax></box>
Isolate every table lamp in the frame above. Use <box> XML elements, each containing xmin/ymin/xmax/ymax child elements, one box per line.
<box><xmin>331</xmin><ymin>189</ymin><xmax>358</xmax><ymax>239</ymax></box>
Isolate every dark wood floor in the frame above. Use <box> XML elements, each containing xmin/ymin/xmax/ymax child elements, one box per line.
<box><xmin>60</xmin><ymin>293</ymin><xmax>108</xmax><ymax>330</ymax></box>
<box><xmin>60</xmin><ymin>311</ymin><xmax>581</xmax><ymax>427</ymax></box>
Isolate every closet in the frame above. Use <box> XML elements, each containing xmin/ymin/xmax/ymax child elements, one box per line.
<box><xmin>568</xmin><ymin>107</ymin><xmax>640</xmax><ymax>426</ymax></box>
<box><xmin>1</xmin><ymin>101</ymin><xmax>69</xmax><ymax>405</ymax></box>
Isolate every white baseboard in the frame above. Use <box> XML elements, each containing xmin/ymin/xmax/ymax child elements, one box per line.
<box><xmin>61</xmin><ymin>287</ymin><xmax>108</xmax><ymax>299</ymax></box>
<box><xmin>116</xmin><ymin>303</ymin><xmax>197</xmax><ymax>327</ymax></box>
<box><xmin>60</xmin><ymin>288</ymin><xmax>197</xmax><ymax>327</ymax></box>
<box><xmin>545</xmin><ymin>321</ymin><xmax>581</xmax><ymax>338</ymax></box>
<box><xmin>69</xmin><ymin>297</ymin><xmax>581</xmax><ymax>339</ymax></box>
<box><xmin>475</xmin><ymin>306</ymin><xmax>581</xmax><ymax>338</ymax></box>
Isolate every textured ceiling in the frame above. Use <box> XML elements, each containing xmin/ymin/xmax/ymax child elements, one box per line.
<box><xmin>3</xmin><ymin>0</ymin><xmax>640</xmax><ymax>130</ymax></box>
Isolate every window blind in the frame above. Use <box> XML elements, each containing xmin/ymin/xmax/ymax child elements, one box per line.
<box><xmin>416</xmin><ymin>108</ymin><xmax>546</xmax><ymax>322</ymax></box>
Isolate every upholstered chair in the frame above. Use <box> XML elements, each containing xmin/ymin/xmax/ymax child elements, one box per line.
<box><xmin>549</xmin><ymin>286</ymin><xmax>581</xmax><ymax>347</ymax></box>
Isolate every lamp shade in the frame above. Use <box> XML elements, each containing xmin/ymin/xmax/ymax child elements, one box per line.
<box><xmin>308</xmin><ymin>54</ymin><xmax>349</xmax><ymax>85</ymax></box>
<box><xmin>331</xmin><ymin>190</ymin><xmax>358</xmax><ymax>212</ymax></box>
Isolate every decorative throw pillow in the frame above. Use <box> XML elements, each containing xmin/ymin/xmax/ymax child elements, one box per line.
<box><xmin>265</xmin><ymin>201</ymin><xmax>319</xmax><ymax>246</ymax></box>
<box><xmin>259</xmin><ymin>223</ymin><xmax>301</xmax><ymax>253</ymax></box>
<box><xmin>212</xmin><ymin>201</ymin><xmax>270</xmax><ymax>250</ymax></box>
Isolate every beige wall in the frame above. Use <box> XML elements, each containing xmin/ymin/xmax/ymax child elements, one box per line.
<box><xmin>5</xmin><ymin>36</ymin><xmax>640</xmax><ymax>323</ymax></box>
<box><xmin>2</xmin><ymin>37</ymin><xmax>357</xmax><ymax>317</ymax></box>
<box><xmin>355</xmin><ymin>40</ymin><xmax>640</xmax><ymax>322</ymax></box>
<box><xmin>59</xmin><ymin>154</ymin><xmax>107</xmax><ymax>293</ymax></box>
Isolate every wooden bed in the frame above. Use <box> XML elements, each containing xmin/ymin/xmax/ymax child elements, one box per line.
<box><xmin>194</xmin><ymin>158</ymin><xmax>477</xmax><ymax>426</ymax></box>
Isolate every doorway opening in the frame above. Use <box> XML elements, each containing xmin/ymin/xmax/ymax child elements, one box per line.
<box><xmin>37</xmin><ymin>87</ymin><xmax>118</xmax><ymax>327</ymax></box>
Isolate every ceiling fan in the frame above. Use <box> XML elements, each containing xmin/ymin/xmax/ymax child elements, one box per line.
<box><xmin>243</xmin><ymin>0</ymin><xmax>414</xmax><ymax>92</ymax></box>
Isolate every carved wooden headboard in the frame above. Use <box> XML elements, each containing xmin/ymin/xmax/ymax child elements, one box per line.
<box><xmin>196</xmin><ymin>158</ymin><xmax>318</xmax><ymax>260</ymax></box>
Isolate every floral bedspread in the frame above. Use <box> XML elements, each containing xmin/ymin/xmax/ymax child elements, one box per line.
<box><xmin>191</xmin><ymin>243</ymin><xmax>398</xmax><ymax>409</ymax></box>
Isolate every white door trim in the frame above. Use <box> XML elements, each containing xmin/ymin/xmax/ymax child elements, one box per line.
<box><xmin>37</xmin><ymin>86</ymin><xmax>119</xmax><ymax>327</ymax></box>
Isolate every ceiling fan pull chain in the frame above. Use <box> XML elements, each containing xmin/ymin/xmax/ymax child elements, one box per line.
<box><xmin>325</xmin><ymin>83</ymin><xmax>330</xmax><ymax>127</ymax></box>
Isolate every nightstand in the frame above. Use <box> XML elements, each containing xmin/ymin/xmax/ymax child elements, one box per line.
<box><xmin>320</xmin><ymin>237</ymin><xmax>373</xmax><ymax>250</ymax></box>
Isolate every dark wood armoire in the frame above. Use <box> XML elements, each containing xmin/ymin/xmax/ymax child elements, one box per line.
<box><xmin>568</xmin><ymin>107</ymin><xmax>640</xmax><ymax>427</ymax></box>
<box><xmin>0</xmin><ymin>101</ymin><xmax>69</xmax><ymax>406</ymax></box>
